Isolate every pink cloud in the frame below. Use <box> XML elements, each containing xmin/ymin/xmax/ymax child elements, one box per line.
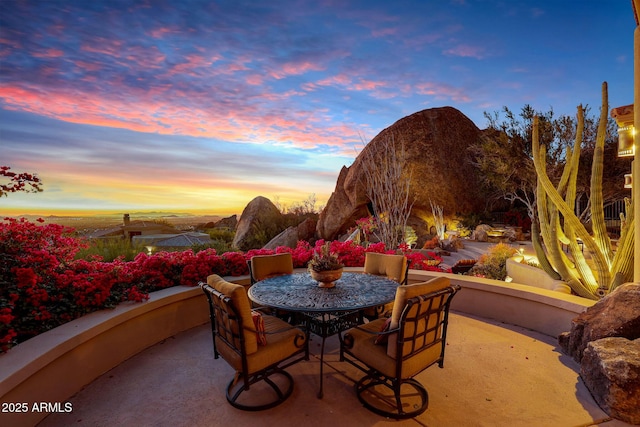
<box><xmin>352</xmin><ymin>78</ymin><xmax>386</xmax><ymax>91</ymax></box>
<box><xmin>72</xmin><ymin>60</ymin><xmax>103</xmax><ymax>72</ymax></box>
<box><xmin>269</xmin><ymin>61</ymin><xmax>325</xmax><ymax>79</ymax></box>
<box><xmin>0</xmin><ymin>83</ymin><xmax>361</xmax><ymax>152</ymax></box>
<box><xmin>245</xmin><ymin>74</ymin><xmax>264</xmax><ymax>85</ymax></box>
<box><xmin>149</xmin><ymin>27</ymin><xmax>176</xmax><ymax>39</ymax></box>
<box><xmin>316</xmin><ymin>74</ymin><xmax>352</xmax><ymax>87</ymax></box>
<box><xmin>32</xmin><ymin>48</ymin><xmax>65</xmax><ymax>58</ymax></box>
<box><xmin>166</xmin><ymin>54</ymin><xmax>220</xmax><ymax>76</ymax></box>
<box><xmin>371</xmin><ymin>27</ymin><xmax>397</xmax><ymax>38</ymax></box>
<box><xmin>80</xmin><ymin>38</ymin><xmax>125</xmax><ymax>57</ymax></box>
<box><xmin>443</xmin><ymin>44</ymin><xmax>486</xmax><ymax>59</ymax></box>
<box><xmin>414</xmin><ymin>81</ymin><xmax>471</xmax><ymax>102</ymax></box>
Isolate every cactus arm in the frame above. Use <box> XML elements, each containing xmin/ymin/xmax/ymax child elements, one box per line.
<box><xmin>562</xmin><ymin>106</ymin><xmax>599</xmax><ymax>288</ymax></box>
<box><xmin>536</xmin><ymin>147</ymin><xmax>563</xmax><ymax>272</ymax></box>
<box><xmin>531</xmin><ymin>219</ymin><xmax>562</xmax><ymax>280</ymax></box>
<box><xmin>536</xmin><ymin>145</ymin><xmax>578</xmax><ymax>278</ymax></box>
<box><xmin>610</xmin><ymin>200</ymin><xmax>635</xmax><ymax>291</ymax></box>
<box><xmin>554</xmin><ymin>144</ymin><xmax>577</xmax><ymax>248</ymax></box>
<box><xmin>589</xmin><ymin>83</ymin><xmax>614</xmax><ymax>263</ymax></box>
<box><xmin>610</xmin><ymin>217</ymin><xmax>634</xmax><ymax>291</ymax></box>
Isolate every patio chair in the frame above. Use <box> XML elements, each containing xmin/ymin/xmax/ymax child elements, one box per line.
<box><xmin>247</xmin><ymin>252</ymin><xmax>294</xmax><ymax>318</ymax></box>
<box><xmin>340</xmin><ymin>277</ymin><xmax>460</xmax><ymax>419</ymax></box>
<box><xmin>248</xmin><ymin>252</ymin><xmax>294</xmax><ymax>285</ymax></box>
<box><xmin>362</xmin><ymin>252</ymin><xmax>409</xmax><ymax>320</ymax></box>
<box><xmin>200</xmin><ymin>274</ymin><xmax>308</xmax><ymax>411</ymax></box>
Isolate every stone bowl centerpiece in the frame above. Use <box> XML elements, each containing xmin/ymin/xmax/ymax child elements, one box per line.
<box><xmin>308</xmin><ymin>242</ymin><xmax>344</xmax><ymax>288</ymax></box>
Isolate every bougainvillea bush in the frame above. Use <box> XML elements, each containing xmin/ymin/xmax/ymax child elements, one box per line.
<box><xmin>0</xmin><ymin>218</ymin><xmax>444</xmax><ymax>352</ymax></box>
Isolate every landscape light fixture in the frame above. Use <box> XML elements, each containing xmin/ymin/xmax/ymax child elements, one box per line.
<box><xmin>611</xmin><ymin>104</ymin><xmax>635</xmax><ymax>157</ymax></box>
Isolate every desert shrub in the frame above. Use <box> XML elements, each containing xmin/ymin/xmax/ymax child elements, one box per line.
<box><xmin>457</xmin><ymin>212</ymin><xmax>490</xmax><ymax>234</ymax></box>
<box><xmin>200</xmin><ymin>228</ymin><xmax>235</xmax><ymax>254</ymax></box>
<box><xmin>469</xmin><ymin>243</ymin><xmax>518</xmax><ymax>280</ymax></box>
<box><xmin>75</xmin><ymin>237</ymin><xmax>146</xmax><ymax>262</ymax></box>
<box><xmin>206</xmin><ymin>227</ymin><xmax>235</xmax><ymax>242</ymax></box>
<box><xmin>241</xmin><ymin>215</ymin><xmax>286</xmax><ymax>249</ymax></box>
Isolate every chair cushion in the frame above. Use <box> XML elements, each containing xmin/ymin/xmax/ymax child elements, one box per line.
<box><xmin>363</xmin><ymin>253</ymin><xmax>408</xmax><ymax>319</ymax></box>
<box><xmin>364</xmin><ymin>252</ymin><xmax>407</xmax><ymax>283</ymax></box>
<box><xmin>387</xmin><ymin>276</ymin><xmax>450</xmax><ymax>358</ymax></box>
<box><xmin>216</xmin><ymin>314</ymin><xmax>306</xmax><ymax>374</ymax></box>
<box><xmin>251</xmin><ymin>253</ymin><xmax>293</xmax><ymax>282</ymax></box>
<box><xmin>207</xmin><ymin>274</ymin><xmax>258</xmax><ymax>355</ymax></box>
<box><xmin>346</xmin><ymin>319</ymin><xmax>444</xmax><ymax>378</ymax></box>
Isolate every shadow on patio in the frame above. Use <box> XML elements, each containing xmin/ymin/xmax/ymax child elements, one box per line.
<box><xmin>38</xmin><ymin>312</ymin><xmax>629</xmax><ymax>427</ymax></box>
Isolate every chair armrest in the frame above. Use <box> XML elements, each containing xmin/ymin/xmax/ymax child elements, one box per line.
<box><xmin>341</xmin><ymin>320</ymin><xmax>399</xmax><ymax>350</ymax></box>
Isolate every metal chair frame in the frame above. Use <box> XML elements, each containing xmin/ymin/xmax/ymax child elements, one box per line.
<box><xmin>341</xmin><ymin>284</ymin><xmax>460</xmax><ymax>419</ymax></box>
<box><xmin>200</xmin><ymin>282</ymin><xmax>308</xmax><ymax>411</ymax></box>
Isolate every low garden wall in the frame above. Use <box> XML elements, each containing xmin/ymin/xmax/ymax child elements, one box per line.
<box><xmin>0</xmin><ymin>270</ymin><xmax>594</xmax><ymax>426</ymax></box>
<box><xmin>0</xmin><ymin>284</ymin><xmax>219</xmax><ymax>427</ymax></box>
<box><xmin>506</xmin><ymin>256</ymin><xmax>572</xmax><ymax>294</ymax></box>
<box><xmin>406</xmin><ymin>269</ymin><xmax>594</xmax><ymax>337</ymax></box>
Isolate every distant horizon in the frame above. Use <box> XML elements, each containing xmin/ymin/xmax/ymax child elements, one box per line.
<box><xmin>0</xmin><ymin>208</ymin><xmax>235</xmax><ymax>219</ymax></box>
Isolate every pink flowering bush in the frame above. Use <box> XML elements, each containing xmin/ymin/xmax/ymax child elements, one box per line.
<box><xmin>0</xmin><ymin>217</ymin><xmax>447</xmax><ymax>352</ymax></box>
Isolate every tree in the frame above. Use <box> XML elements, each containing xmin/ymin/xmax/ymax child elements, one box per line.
<box><xmin>472</xmin><ymin>105</ymin><xmax>625</xmax><ymax>222</ymax></box>
<box><xmin>470</xmin><ymin>106</ymin><xmax>553</xmax><ymax>219</ymax></box>
<box><xmin>0</xmin><ymin>166</ymin><xmax>42</xmax><ymax>197</ymax></box>
<box><xmin>359</xmin><ymin>135</ymin><xmax>414</xmax><ymax>249</ymax></box>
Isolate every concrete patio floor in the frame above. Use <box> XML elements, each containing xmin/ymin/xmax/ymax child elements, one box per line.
<box><xmin>38</xmin><ymin>310</ymin><xmax>631</xmax><ymax>427</ymax></box>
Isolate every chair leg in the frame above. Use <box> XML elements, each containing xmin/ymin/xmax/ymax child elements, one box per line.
<box><xmin>354</xmin><ymin>374</ymin><xmax>429</xmax><ymax>419</ymax></box>
<box><xmin>226</xmin><ymin>367</ymin><xmax>294</xmax><ymax>411</ymax></box>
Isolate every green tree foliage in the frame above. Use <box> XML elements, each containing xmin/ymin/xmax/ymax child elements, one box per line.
<box><xmin>472</xmin><ymin>105</ymin><xmax>625</xmax><ymax>221</ymax></box>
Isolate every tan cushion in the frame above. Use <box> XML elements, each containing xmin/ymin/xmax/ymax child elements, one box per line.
<box><xmin>363</xmin><ymin>253</ymin><xmax>407</xmax><ymax>319</ymax></box>
<box><xmin>346</xmin><ymin>319</ymin><xmax>444</xmax><ymax>378</ymax></box>
<box><xmin>364</xmin><ymin>252</ymin><xmax>407</xmax><ymax>283</ymax></box>
<box><xmin>387</xmin><ymin>276</ymin><xmax>450</xmax><ymax>358</ymax></box>
<box><xmin>215</xmin><ymin>314</ymin><xmax>306</xmax><ymax>374</ymax></box>
<box><xmin>207</xmin><ymin>274</ymin><xmax>258</xmax><ymax>355</ymax></box>
<box><xmin>251</xmin><ymin>253</ymin><xmax>293</xmax><ymax>282</ymax></box>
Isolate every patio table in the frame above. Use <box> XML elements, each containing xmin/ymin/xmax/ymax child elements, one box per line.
<box><xmin>248</xmin><ymin>272</ymin><xmax>398</xmax><ymax>398</ymax></box>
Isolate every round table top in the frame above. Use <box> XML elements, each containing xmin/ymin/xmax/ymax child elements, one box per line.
<box><xmin>248</xmin><ymin>272</ymin><xmax>399</xmax><ymax>312</ymax></box>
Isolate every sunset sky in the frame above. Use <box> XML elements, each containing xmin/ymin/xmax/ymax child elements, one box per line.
<box><xmin>0</xmin><ymin>1</ymin><xmax>635</xmax><ymax>217</ymax></box>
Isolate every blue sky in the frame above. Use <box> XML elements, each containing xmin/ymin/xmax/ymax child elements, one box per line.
<box><xmin>0</xmin><ymin>0</ymin><xmax>635</xmax><ymax>216</ymax></box>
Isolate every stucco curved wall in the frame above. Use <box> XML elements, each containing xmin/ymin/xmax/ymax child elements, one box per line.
<box><xmin>0</xmin><ymin>284</ymin><xmax>218</xmax><ymax>427</ymax></box>
<box><xmin>506</xmin><ymin>257</ymin><xmax>572</xmax><ymax>293</ymax></box>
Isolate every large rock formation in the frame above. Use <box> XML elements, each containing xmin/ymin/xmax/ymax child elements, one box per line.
<box><xmin>264</xmin><ymin>218</ymin><xmax>317</xmax><ymax>249</ymax></box>
<box><xmin>558</xmin><ymin>283</ymin><xmax>640</xmax><ymax>363</ymax></box>
<box><xmin>581</xmin><ymin>337</ymin><xmax>640</xmax><ymax>425</ymax></box>
<box><xmin>215</xmin><ymin>214</ymin><xmax>237</xmax><ymax>230</ymax></box>
<box><xmin>232</xmin><ymin>196</ymin><xmax>284</xmax><ymax>251</ymax></box>
<box><xmin>317</xmin><ymin>107</ymin><xmax>486</xmax><ymax>241</ymax></box>
<box><xmin>558</xmin><ymin>283</ymin><xmax>640</xmax><ymax>425</ymax></box>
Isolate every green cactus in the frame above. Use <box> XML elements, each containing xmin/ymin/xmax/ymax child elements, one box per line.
<box><xmin>531</xmin><ymin>82</ymin><xmax>634</xmax><ymax>299</ymax></box>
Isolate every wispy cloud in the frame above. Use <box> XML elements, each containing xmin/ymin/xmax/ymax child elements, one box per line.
<box><xmin>0</xmin><ymin>0</ymin><xmax>633</xmax><ymax>215</ymax></box>
<box><xmin>443</xmin><ymin>44</ymin><xmax>487</xmax><ymax>59</ymax></box>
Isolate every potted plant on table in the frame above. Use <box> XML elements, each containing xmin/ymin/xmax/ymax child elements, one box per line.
<box><xmin>308</xmin><ymin>242</ymin><xmax>345</xmax><ymax>288</ymax></box>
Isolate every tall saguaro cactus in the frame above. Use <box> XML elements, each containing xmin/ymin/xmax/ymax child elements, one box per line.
<box><xmin>532</xmin><ymin>82</ymin><xmax>634</xmax><ymax>299</ymax></box>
